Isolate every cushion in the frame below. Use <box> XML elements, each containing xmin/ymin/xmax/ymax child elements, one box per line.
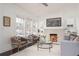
<box><xmin>73</xmin><ymin>36</ymin><xmax>79</xmax><ymax>42</ymax></box>
<box><xmin>20</xmin><ymin>41</ymin><xmax>26</xmax><ymax>44</ymax></box>
<box><xmin>69</xmin><ymin>34</ymin><xmax>77</xmax><ymax>41</ymax></box>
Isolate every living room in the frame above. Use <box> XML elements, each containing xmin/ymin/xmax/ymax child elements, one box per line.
<box><xmin>0</xmin><ymin>3</ymin><xmax>79</xmax><ymax>56</ymax></box>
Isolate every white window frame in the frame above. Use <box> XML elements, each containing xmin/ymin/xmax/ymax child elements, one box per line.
<box><xmin>16</xmin><ymin>17</ymin><xmax>25</xmax><ymax>37</ymax></box>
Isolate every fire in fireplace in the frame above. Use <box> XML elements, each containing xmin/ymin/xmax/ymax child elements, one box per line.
<box><xmin>50</xmin><ymin>34</ymin><xmax>57</xmax><ymax>42</ymax></box>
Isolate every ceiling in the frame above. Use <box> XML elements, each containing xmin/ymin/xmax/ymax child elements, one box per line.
<box><xmin>16</xmin><ymin>3</ymin><xmax>79</xmax><ymax>16</ymax></box>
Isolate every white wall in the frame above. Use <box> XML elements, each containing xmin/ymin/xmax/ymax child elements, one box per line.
<box><xmin>16</xmin><ymin>5</ymin><xmax>40</xmax><ymax>36</ymax></box>
<box><xmin>0</xmin><ymin>4</ymin><xmax>38</xmax><ymax>53</ymax></box>
<box><xmin>76</xmin><ymin>18</ymin><xmax>79</xmax><ymax>34</ymax></box>
<box><xmin>75</xmin><ymin>6</ymin><xmax>79</xmax><ymax>34</ymax></box>
<box><xmin>37</xmin><ymin>6</ymin><xmax>77</xmax><ymax>29</ymax></box>
<box><xmin>0</xmin><ymin>4</ymin><xmax>16</xmax><ymax>53</ymax></box>
<box><xmin>33</xmin><ymin>5</ymin><xmax>79</xmax><ymax>41</ymax></box>
<box><xmin>17</xmin><ymin>4</ymin><xmax>79</xmax><ymax>42</ymax></box>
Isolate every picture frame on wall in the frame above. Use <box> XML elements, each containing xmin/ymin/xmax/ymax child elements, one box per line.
<box><xmin>3</xmin><ymin>16</ymin><xmax>11</xmax><ymax>27</ymax></box>
<box><xmin>46</xmin><ymin>17</ymin><xmax>61</xmax><ymax>27</ymax></box>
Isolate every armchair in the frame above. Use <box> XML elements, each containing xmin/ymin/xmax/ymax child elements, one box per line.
<box><xmin>11</xmin><ymin>36</ymin><xmax>27</xmax><ymax>52</ymax></box>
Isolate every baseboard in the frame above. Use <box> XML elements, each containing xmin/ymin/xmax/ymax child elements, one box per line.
<box><xmin>0</xmin><ymin>42</ymin><xmax>37</xmax><ymax>56</ymax></box>
<box><xmin>0</xmin><ymin>45</ymin><xmax>28</xmax><ymax>56</ymax></box>
<box><xmin>0</xmin><ymin>49</ymin><xmax>14</xmax><ymax>56</ymax></box>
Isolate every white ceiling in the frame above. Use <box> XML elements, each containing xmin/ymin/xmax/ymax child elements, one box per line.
<box><xmin>16</xmin><ymin>3</ymin><xmax>79</xmax><ymax>16</ymax></box>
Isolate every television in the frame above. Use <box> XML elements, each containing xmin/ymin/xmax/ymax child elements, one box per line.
<box><xmin>46</xmin><ymin>17</ymin><xmax>61</xmax><ymax>27</ymax></box>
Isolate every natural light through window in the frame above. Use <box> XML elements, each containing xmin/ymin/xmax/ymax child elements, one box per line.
<box><xmin>16</xmin><ymin>17</ymin><xmax>25</xmax><ymax>37</ymax></box>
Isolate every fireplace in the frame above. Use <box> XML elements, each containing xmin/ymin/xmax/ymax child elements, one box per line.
<box><xmin>50</xmin><ymin>34</ymin><xmax>57</xmax><ymax>42</ymax></box>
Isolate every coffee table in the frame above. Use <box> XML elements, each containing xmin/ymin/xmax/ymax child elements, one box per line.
<box><xmin>37</xmin><ymin>41</ymin><xmax>53</xmax><ymax>52</ymax></box>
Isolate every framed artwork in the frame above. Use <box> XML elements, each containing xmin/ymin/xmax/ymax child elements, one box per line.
<box><xmin>67</xmin><ymin>24</ymin><xmax>73</xmax><ymax>27</ymax></box>
<box><xmin>46</xmin><ymin>17</ymin><xmax>61</xmax><ymax>27</ymax></box>
<box><xmin>3</xmin><ymin>16</ymin><xmax>11</xmax><ymax>27</ymax></box>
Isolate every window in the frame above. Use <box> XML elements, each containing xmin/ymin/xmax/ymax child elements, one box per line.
<box><xmin>16</xmin><ymin>17</ymin><xmax>25</xmax><ymax>37</ymax></box>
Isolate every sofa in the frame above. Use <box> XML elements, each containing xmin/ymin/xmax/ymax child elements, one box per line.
<box><xmin>11</xmin><ymin>34</ymin><xmax>39</xmax><ymax>51</ymax></box>
<box><xmin>11</xmin><ymin>36</ymin><xmax>28</xmax><ymax>51</ymax></box>
<box><xmin>27</xmin><ymin>34</ymin><xmax>39</xmax><ymax>44</ymax></box>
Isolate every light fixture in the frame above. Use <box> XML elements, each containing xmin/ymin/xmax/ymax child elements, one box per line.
<box><xmin>41</xmin><ymin>3</ymin><xmax>48</xmax><ymax>7</ymax></box>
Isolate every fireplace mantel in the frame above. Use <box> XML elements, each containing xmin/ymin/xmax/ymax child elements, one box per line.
<box><xmin>44</xmin><ymin>27</ymin><xmax>64</xmax><ymax>30</ymax></box>
<box><xmin>44</xmin><ymin>28</ymin><xmax>64</xmax><ymax>42</ymax></box>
